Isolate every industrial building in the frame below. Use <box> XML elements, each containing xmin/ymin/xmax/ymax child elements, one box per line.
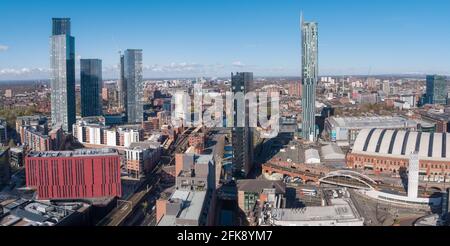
<box><xmin>325</xmin><ymin>116</ymin><xmax>417</xmax><ymax>146</ymax></box>
<box><xmin>320</xmin><ymin>144</ymin><xmax>346</xmax><ymax>165</ymax></box>
<box><xmin>0</xmin><ymin>198</ymin><xmax>90</xmax><ymax>226</ymax></box>
<box><xmin>348</xmin><ymin>129</ymin><xmax>450</xmax><ymax>182</ymax></box>
<box><xmin>25</xmin><ymin>148</ymin><xmax>121</xmax><ymax>200</ymax></box>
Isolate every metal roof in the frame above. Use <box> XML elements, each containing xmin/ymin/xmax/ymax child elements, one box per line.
<box><xmin>328</xmin><ymin>116</ymin><xmax>416</xmax><ymax>129</ymax></box>
<box><xmin>353</xmin><ymin>129</ymin><xmax>450</xmax><ymax>161</ymax></box>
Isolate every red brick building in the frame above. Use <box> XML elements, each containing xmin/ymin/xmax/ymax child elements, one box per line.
<box><xmin>25</xmin><ymin>149</ymin><xmax>121</xmax><ymax>200</ymax></box>
<box><xmin>188</xmin><ymin>133</ymin><xmax>205</xmax><ymax>154</ymax></box>
<box><xmin>348</xmin><ymin>129</ymin><xmax>450</xmax><ymax>181</ymax></box>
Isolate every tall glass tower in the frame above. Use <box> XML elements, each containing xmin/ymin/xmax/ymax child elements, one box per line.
<box><xmin>50</xmin><ymin>18</ymin><xmax>76</xmax><ymax>132</ymax></box>
<box><xmin>231</xmin><ymin>72</ymin><xmax>254</xmax><ymax>178</ymax></box>
<box><xmin>426</xmin><ymin>75</ymin><xmax>447</xmax><ymax>105</ymax></box>
<box><xmin>124</xmin><ymin>49</ymin><xmax>143</xmax><ymax>123</ymax></box>
<box><xmin>301</xmin><ymin>14</ymin><xmax>318</xmax><ymax>142</ymax></box>
<box><xmin>80</xmin><ymin>59</ymin><xmax>103</xmax><ymax>117</ymax></box>
<box><xmin>117</xmin><ymin>53</ymin><xmax>126</xmax><ymax>111</ymax></box>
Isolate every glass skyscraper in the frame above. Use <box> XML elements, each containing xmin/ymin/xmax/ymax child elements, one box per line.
<box><xmin>231</xmin><ymin>72</ymin><xmax>254</xmax><ymax>178</ymax></box>
<box><xmin>80</xmin><ymin>59</ymin><xmax>103</xmax><ymax>117</ymax></box>
<box><xmin>50</xmin><ymin>18</ymin><xmax>76</xmax><ymax>132</ymax></box>
<box><xmin>301</xmin><ymin>15</ymin><xmax>318</xmax><ymax>142</ymax></box>
<box><xmin>118</xmin><ymin>53</ymin><xmax>126</xmax><ymax>111</ymax></box>
<box><xmin>124</xmin><ymin>49</ymin><xmax>144</xmax><ymax>123</ymax></box>
<box><xmin>426</xmin><ymin>75</ymin><xmax>447</xmax><ymax>105</ymax></box>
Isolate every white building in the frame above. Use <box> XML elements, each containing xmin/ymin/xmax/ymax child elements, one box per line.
<box><xmin>305</xmin><ymin>149</ymin><xmax>321</xmax><ymax>164</ymax></box>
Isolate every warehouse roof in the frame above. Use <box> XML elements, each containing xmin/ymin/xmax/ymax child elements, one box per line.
<box><xmin>352</xmin><ymin>129</ymin><xmax>450</xmax><ymax>161</ymax></box>
<box><xmin>321</xmin><ymin>144</ymin><xmax>345</xmax><ymax>160</ymax></box>
<box><xmin>327</xmin><ymin>116</ymin><xmax>417</xmax><ymax>129</ymax></box>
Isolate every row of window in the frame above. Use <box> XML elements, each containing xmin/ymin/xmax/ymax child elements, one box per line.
<box><xmin>352</xmin><ymin>156</ymin><xmax>450</xmax><ymax>170</ymax></box>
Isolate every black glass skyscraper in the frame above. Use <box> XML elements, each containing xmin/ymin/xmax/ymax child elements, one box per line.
<box><xmin>231</xmin><ymin>72</ymin><xmax>254</xmax><ymax>178</ymax></box>
<box><xmin>50</xmin><ymin>18</ymin><xmax>76</xmax><ymax>132</ymax></box>
<box><xmin>80</xmin><ymin>59</ymin><xmax>103</xmax><ymax>117</ymax></box>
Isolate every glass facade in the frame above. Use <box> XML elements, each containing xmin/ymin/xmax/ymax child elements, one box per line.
<box><xmin>301</xmin><ymin>16</ymin><xmax>319</xmax><ymax>142</ymax></box>
<box><xmin>244</xmin><ymin>192</ymin><xmax>258</xmax><ymax>211</ymax></box>
<box><xmin>50</xmin><ymin>18</ymin><xmax>76</xmax><ymax>132</ymax></box>
<box><xmin>124</xmin><ymin>49</ymin><xmax>144</xmax><ymax>123</ymax></box>
<box><xmin>426</xmin><ymin>75</ymin><xmax>447</xmax><ymax>105</ymax></box>
<box><xmin>80</xmin><ymin>59</ymin><xmax>103</xmax><ymax>117</ymax></box>
<box><xmin>52</xmin><ymin>18</ymin><xmax>71</xmax><ymax>35</ymax></box>
<box><xmin>231</xmin><ymin>72</ymin><xmax>254</xmax><ymax>177</ymax></box>
<box><xmin>118</xmin><ymin>54</ymin><xmax>126</xmax><ymax>110</ymax></box>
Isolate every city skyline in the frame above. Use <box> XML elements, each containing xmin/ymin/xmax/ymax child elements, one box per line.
<box><xmin>1</xmin><ymin>0</ymin><xmax>450</xmax><ymax>80</ymax></box>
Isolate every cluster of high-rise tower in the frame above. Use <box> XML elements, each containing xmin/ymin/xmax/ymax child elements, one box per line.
<box><xmin>50</xmin><ymin>18</ymin><xmax>143</xmax><ymax>133</ymax></box>
<box><xmin>49</xmin><ymin>15</ymin><xmax>319</xmax><ymax>180</ymax></box>
<box><xmin>231</xmin><ymin>15</ymin><xmax>319</xmax><ymax>178</ymax></box>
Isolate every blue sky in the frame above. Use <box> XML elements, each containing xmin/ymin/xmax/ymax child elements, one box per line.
<box><xmin>0</xmin><ymin>0</ymin><xmax>449</xmax><ymax>80</ymax></box>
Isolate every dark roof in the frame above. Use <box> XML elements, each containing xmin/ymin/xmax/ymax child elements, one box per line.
<box><xmin>10</xmin><ymin>208</ymin><xmax>47</xmax><ymax>223</ymax></box>
<box><xmin>237</xmin><ymin>180</ymin><xmax>285</xmax><ymax>194</ymax></box>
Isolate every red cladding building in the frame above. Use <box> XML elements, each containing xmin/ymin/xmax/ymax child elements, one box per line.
<box><xmin>25</xmin><ymin>149</ymin><xmax>122</xmax><ymax>200</ymax></box>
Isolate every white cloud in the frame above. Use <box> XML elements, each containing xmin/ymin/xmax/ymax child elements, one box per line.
<box><xmin>0</xmin><ymin>44</ymin><xmax>8</xmax><ymax>52</ymax></box>
<box><xmin>232</xmin><ymin>61</ymin><xmax>245</xmax><ymax>67</ymax></box>
<box><xmin>0</xmin><ymin>67</ymin><xmax>50</xmax><ymax>76</ymax></box>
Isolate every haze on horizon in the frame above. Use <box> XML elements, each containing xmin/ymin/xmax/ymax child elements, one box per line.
<box><xmin>0</xmin><ymin>0</ymin><xmax>449</xmax><ymax>80</ymax></box>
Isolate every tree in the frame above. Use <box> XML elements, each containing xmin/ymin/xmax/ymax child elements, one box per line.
<box><xmin>142</xmin><ymin>201</ymin><xmax>148</xmax><ymax>214</ymax></box>
<box><xmin>8</xmin><ymin>139</ymin><xmax>16</xmax><ymax>148</ymax></box>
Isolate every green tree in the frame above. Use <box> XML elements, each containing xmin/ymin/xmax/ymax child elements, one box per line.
<box><xmin>142</xmin><ymin>201</ymin><xmax>148</xmax><ymax>214</ymax></box>
<box><xmin>8</xmin><ymin>139</ymin><xmax>16</xmax><ymax>148</ymax></box>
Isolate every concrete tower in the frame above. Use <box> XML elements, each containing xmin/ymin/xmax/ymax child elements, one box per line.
<box><xmin>408</xmin><ymin>152</ymin><xmax>419</xmax><ymax>199</ymax></box>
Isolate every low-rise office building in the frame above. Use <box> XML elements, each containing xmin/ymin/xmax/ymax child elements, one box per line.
<box><xmin>125</xmin><ymin>141</ymin><xmax>161</xmax><ymax>179</ymax></box>
<box><xmin>157</xmin><ymin>154</ymin><xmax>216</xmax><ymax>226</ymax></box>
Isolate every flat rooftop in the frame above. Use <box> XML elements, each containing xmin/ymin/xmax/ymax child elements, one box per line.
<box><xmin>27</xmin><ymin>148</ymin><xmax>118</xmax><ymax>158</ymax></box>
<box><xmin>271</xmin><ymin>198</ymin><xmax>360</xmax><ymax>223</ymax></box>
<box><xmin>328</xmin><ymin>116</ymin><xmax>417</xmax><ymax>129</ymax></box>
<box><xmin>158</xmin><ymin>190</ymin><xmax>207</xmax><ymax>226</ymax></box>
<box><xmin>237</xmin><ymin>179</ymin><xmax>285</xmax><ymax>194</ymax></box>
<box><xmin>0</xmin><ymin>198</ymin><xmax>88</xmax><ymax>226</ymax></box>
<box><xmin>128</xmin><ymin>141</ymin><xmax>161</xmax><ymax>150</ymax></box>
